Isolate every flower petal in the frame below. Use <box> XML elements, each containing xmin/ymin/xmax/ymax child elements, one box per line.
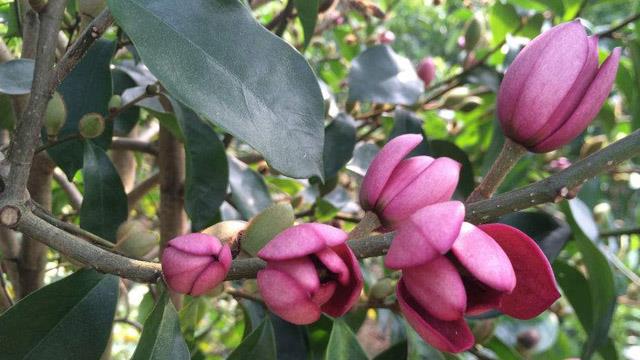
<box><xmin>359</xmin><ymin>134</ymin><xmax>423</xmax><ymax>210</ymax></box>
<box><xmin>402</xmin><ymin>256</ymin><xmax>467</xmax><ymax>320</ymax></box>
<box><xmin>320</xmin><ymin>244</ymin><xmax>363</xmax><ymax>317</ymax></box>
<box><xmin>312</xmin><ymin>282</ymin><xmax>337</xmax><ymax>305</ymax></box>
<box><xmin>376</xmin><ymin>156</ymin><xmax>434</xmax><ymax>211</ymax></box>
<box><xmin>479</xmin><ymin>223</ymin><xmax>561</xmax><ymax>319</ymax></box>
<box><xmin>190</xmin><ymin>262</ymin><xmax>228</xmax><ymax>296</ymax></box>
<box><xmin>385</xmin><ymin>201</ymin><xmax>465</xmax><ymax>269</ymax></box>
<box><xmin>381</xmin><ymin>157</ymin><xmax>461</xmax><ymax>223</ymax></box>
<box><xmin>267</xmin><ymin>257</ymin><xmax>320</xmax><ymax>294</ymax></box>
<box><xmin>315</xmin><ymin>247</ymin><xmax>349</xmax><ymax>285</ymax></box>
<box><xmin>397</xmin><ymin>279</ymin><xmax>474</xmax><ymax>353</ymax></box>
<box><xmin>451</xmin><ymin>223</ymin><xmax>516</xmax><ymax>293</ymax></box>
<box><xmin>462</xmin><ymin>276</ymin><xmax>505</xmax><ymax>316</ymax></box>
<box><xmin>161</xmin><ymin>247</ymin><xmax>211</xmax><ymax>276</ymax></box>
<box><xmin>258</xmin><ymin>223</ymin><xmax>347</xmax><ymax>261</ymax></box>
<box><xmin>257</xmin><ymin>268</ymin><xmax>321</xmax><ymax>325</ymax></box>
<box><xmin>167</xmin><ymin>233</ymin><xmax>222</xmax><ymax>256</ymax></box>
<box><xmin>531</xmin><ymin>47</ymin><xmax>621</xmax><ymax>153</ymax></box>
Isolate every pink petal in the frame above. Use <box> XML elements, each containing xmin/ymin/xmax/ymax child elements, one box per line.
<box><xmin>320</xmin><ymin>244</ymin><xmax>363</xmax><ymax>317</ymax></box>
<box><xmin>502</xmin><ymin>21</ymin><xmax>590</xmax><ymax>144</ymax></box>
<box><xmin>257</xmin><ymin>268</ymin><xmax>321</xmax><ymax>324</ymax></box>
<box><xmin>167</xmin><ymin>233</ymin><xmax>222</xmax><ymax>256</ymax></box>
<box><xmin>479</xmin><ymin>224</ymin><xmax>561</xmax><ymax>319</ymax></box>
<box><xmin>401</xmin><ymin>257</ymin><xmax>467</xmax><ymax>320</ymax></box>
<box><xmin>267</xmin><ymin>258</ymin><xmax>320</xmax><ymax>294</ymax></box>
<box><xmin>311</xmin><ymin>282</ymin><xmax>337</xmax><ymax>305</ymax></box>
<box><xmin>385</xmin><ymin>201</ymin><xmax>465</xmax><ymax>269</ymax></box>
<box><xmin>531</xmin><ymin>47</ymin><xmax>621</xmax><ymax>153</ymax></box>
<box><xmin>376</xmin><ymin>156</ymin><xmax>434</xmax><ymax>211</ymax></box>
<box><xmin>381</xmin><ymin>157</ymin><xmax>461</xmax><ymax>223</ymax></box>
<box><xmin>315</xmin><ymin>247</ymin><xmax>349</xmax><ymax>285</ymax></box>
<box><xmin>161</xmin><ymin>247</ymin><xmax>212</xmax><ymax>276</ymax></box>
<box><xmin>397</xmin><ymin>279</ymin><xmax>474</xmax><ymax>353</ymax></box>
<box><xmin>190</xmin><ymin>262</ymin><xmax>229</xmax><ymax>296</ymax></box>
<box><xmin>498</xmin><ymin>21</ymin><xmax>578</xmax><ymax>135</ymax></box>
<box><xmin>258</xmin><ymin>223</ymin><xmax>347</xmax><ymax>261</ymax></box>
<box><xmin>217</xmin><ymin>244</ymin><xmax>232</xmax><ymax>270</ymax></box>
<box><xmin>462</xmin><ymin>276</ymin><xmax>505</xmax><ymax>316</ymax></box>
<box><xmin>451</xmin><ymin>223</ymin><xmax>516</xmax><ymax>293</ymax></box>
<box><xmin>359</xmin><ymin>134</ymin><xmax>423</xmax><ymax>210</ymax></box>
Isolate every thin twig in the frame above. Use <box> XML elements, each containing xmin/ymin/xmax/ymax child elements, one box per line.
<box><xmin>127</xmin><ymin>170</ymin><xmax>160</xmax><ymax>208</ymax></box>
<box><xmin>111</xmin><ymin>138</ymin><xmax>158</xmax><ymax>156</ymax></box>
<box><xmin>52</xmin><ymin>168</ymin><xmax>83</xmax><ymax>210</ymax></box>
<box><xmin>600</xmin><ymin>227</ymin><xmax>640</xmax><ymax>237</ymax></box>
<box><xmin>597</xmin><ymin>13</ymin><xmax>640</xmax><ymax>38</ymax></box>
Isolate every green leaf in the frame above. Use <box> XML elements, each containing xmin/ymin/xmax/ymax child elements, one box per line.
<box><xmin>0</xmin><ymin>269</ymin><xmax>118</xmax><ymax>359</ymax></box>
<box><xmin>132</xmin><ymin>288</ymin><xmax>190</xmax><ymax>360</ymax></box>
<box><xmin>80</xmin><ymin>141</ymin><xmax>128</xmax><ymax>242</ymax></box>
<box><xmin>0</xmin><ymin>94</ymin><xmax>16</xmax><ymax>130</ymax></box>
<box><xmin>307</xmin><ymin>315</ymin><xmax>334</xmax><ymax>360</ymax></box>
<box><xmin>348</xmin><ymin>45</ymin><xmax>424</xmax><ymax>105</ymax></box>
<box><xmin>0</xmin><ymin>59</ymin><xmax>34</xmax><ymax>95</ymax></box>
<box><xmin>374</xmin><ymin>341</ymin><xmax>408</xmax><ymax>360</ymax></box>
<box><xmin>484</xmin><ymin>337</ymin><xmax>521</xmax><ymax>360</ymax></box>
<box><xmin>228</xmin><ymin>156</ymin><xmax>272</xmax><ymax>219</ymax></box>
<box><xmin>293</xmin><ymin>0</ymin><xmax>319</xmax><ymax>49</ymax></box>
<box><xmin>323</xmin><ymin>113</ymin><xmax>357</xmax><ymax>180</ymax></box>
<box><xmin>325</xmin><ymin>319</ymin><xmax>368</xmax><ymax>360</ymax></box>
<box><xmin>48</xmin><ymin>39</ymin><xmax>116</xmax><ymax>179</ymax></box>
<box><xmin>243</xmin><ymin>203</ymin><xmax>295</xmax><ymax>256</ymax></box>
<box><xmin>174</xmin><ymin>101</ymin><xmax>229</xmax><ymax>231</ymax></box>
<box><xmin>429</xmin><ymin>140</ymin><xmax>475</xmax><ymax>199</ymax></box>
<box><xmin>488</xmin><ymin>2</ymin><xmax>520</xmax><ymax>45</ymax></box>
<box><xmin>228</xmin><ymin>317</ymin><xmax>277</xmax><ymax>360</ymax></box>
<box><xmin>561</xmin><ymin>199</ymin><xmax>617</xmax><ymax>359</ymax></box>
<box><xmin>108</xmin><ymin>0</ymin><xmax>325</xmax><ymax>179</ymax></box>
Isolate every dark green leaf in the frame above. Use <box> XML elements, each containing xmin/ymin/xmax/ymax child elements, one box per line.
<box><xmin>270</xmin><ymin>313</ymin><xmax>309</xmax><ymax>360</ymax></box>
<box><xmin>348</xmin><ymin>45</ymin><xmax>424</xmax><ymax>105</ymax></box>
<box><xmin>391</xmin><ymin>109</ymin><xmax>430</xmax><ymax>156</ymax></box>
<box><xmin>132</xmin><ymin>288</ymin><xmax>190</xmax><ymax>360</ymax></box>
<box><xmin>80</xmin><ymin>141</ymin><xmax>128</xmax><ymax>242</ymax></box>
<box><xmin>228</xmin><ymin>156</ymin><xmax>272</xmax><ymax>219</ymax></box>
<box><xmin>244</xmin><ymin>203</ymin><xmax>295</xmax><ymax>256</ymax></box>
<box><xmin>429</xmin><ymin>140</ymin><xmax>475</xmax><ymax>199</ymax></box>
<box><xmin>293</xmin><ymin>0</ymin><xmax>319</xmax><ymax>49</ymax></box>
<box><xmin>499</xmin><ymin>211</ymin><xmax>570</xmax><ymax>262</ymax></box>
<box><xmin>0</xmin><ymin>94</ymin><xmax>16</xmax><ymax>130</ymax></box>
<box><xmin>374</xmin><ymin>341</ymin><xmax>408</xmax><ymax>360</ymax></box>
<box><xmin>484</xmin><ymin>337</ymin><xmax>521</xmax><ymax>360</ymax></box>
<box><xmin>561</xmin><ymin>200</ymin><xmax>617</xmax><ymax>359</ymax></box>
<box><xmin>323</xmin><ymin>113</ymin><xmax>357</xmax><ymax>180</ymax></box>
<box><xmin>0</xmin><ymin>59</ymin><xmax>34</xmax><ymax>95</ymax></box>
<box><xmin>174</xmin><ymin>101</ymin><xmax>228</xmax><ymax>231</ymax></box>
<box><xmin>108</xmin><ymin>0</ymin><xmax>325</xmax><ymax>179</ymax></box>
<box><xmin>325</xmin><ymin>319</ymin><xmax>368</xmax><ymax>360</ymax></box>
<box><xmin>553</xmin><ymin>262</ymin><xmax>593</xmax><ymax>332</ymax></box>
<box><xmin>48</xmin><ymin>40</ymin><xmax>116</xmax><ymax>179</ymax></box>
<box><xmin>307</xmin><ymin>315</ymin><xmax>334</xmax><ymax>360</ymax></box>
<box><xmin>0</xmin><ymin>269</ymin><xmax>118</xmax><ymax>359</ymax></box>
<box><xmin>228</xmin><ymin>317</ymin><xmax>277</xmax><ymax>360</ymax></box>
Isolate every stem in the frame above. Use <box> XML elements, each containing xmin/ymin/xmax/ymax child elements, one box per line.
<box><xmin>600</xmin><ymin>227</ymin><xmax>640</xmax><ymax>237</ymax></box>
<box><xmin>127</xmin><ymin>171</ymin><xmax>160</xmax><ymax>209</ymax></box>
<box><xmin>467</xmin><ymin>138</ymin><xmax>527</xmax><ymax>203</ymax></box>
<box><xmin>348</xmin><ymin>211</ymin><xmax>381</xmax><ymax>240</ymax></box>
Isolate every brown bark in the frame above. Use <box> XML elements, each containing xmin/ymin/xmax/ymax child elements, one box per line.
<box><xmin>111</xmin><ymin>127</ymin><xmax>138</xmax><ymax>192</ymax></box>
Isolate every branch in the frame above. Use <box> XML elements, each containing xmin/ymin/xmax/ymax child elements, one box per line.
<box><xmin>127</xmin><ymin>170</ymin><xmax>160</xmax><ymax>208</ymax></box>
<box><xmin>111</xmin><ymin>138</ymin><xmax>158</xmax><ymax>156</ymax></box>
<box><xmin>52</xmin><ymin>167</ymin><xmax>82</xmax><ymax>210</ymax></box>
<box><xmin>597</xmin><ymin>13</ymin><xmax>640</xmax><ymax>38</ymax></box>
<box><xmin>600</xmin><ymin>227</ymin><xmax>640</xmax><ymax>237</ymax></box>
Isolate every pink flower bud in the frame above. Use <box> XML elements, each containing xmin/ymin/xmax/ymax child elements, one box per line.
<box><xmin>257</xmin><ymin>223</ymin><xmax>363</xmax><ymax>324</ymax></box>
<box><xmin>417</xmin><ymin>57</ymin><xmax>436</xmax><ymax>87</ymax></box>
<box><xmin>549</xmin><ymin>156</ymin><xmax>571</xmax><ymax>171</ymax></box>
<box><xmin>378</xmin><ymin>30</ymin><xmax>395</xmax><ymax>44</ymax></box>
<box><xmin>396</xmin><ymin>223</ymin><xmax>559</xmax><ymax>353</ymax></box>
<box><xmin>359</xmin><ymin>134</ymin><xmax>461</xmax><ymax>224</ymax></box>
<box><xmin>497</xmin><ymin>20</ymin><xmax>620</xmax><ymax>153</ymax></box>
<box><xmin>161</xmin><ymin>233</ymin><xmax>232</xmax><ymax>296</ymax></box>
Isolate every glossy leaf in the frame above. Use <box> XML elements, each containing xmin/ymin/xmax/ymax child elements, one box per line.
<box><xmin>174</xmin><ymin>101</ymin><xmax>228</xmax><ymax>231</ymax></box>
<box><xmin>294</xmin><ymin>0</ymin><xmax>319</xmax><ymax>49</ymax></box>
<box><xmin>323</xmin><ymin>113</ymin><xmax>357</xmax><ymax>180</ymax></box>
<box><xmin>108</xmin><ymin>0</ymin><xmax>325</xmax><ymax>179</ymax></box>
<box><xmin>324</xmin><ymin>319</ymin><xmax>368</xmax><ymax>360</ymax></box>
<box><xmin>0</xmin><ymin>59</ymin><xmax>34</xmax><ymax>95</ymax></box>
<box><xmin>228</xmin><ymin>156</ymin><xmax>272</xmax><ymax>219</ymax></box>
<box><xmin>228</xmin><ymin>317</ymin><xmax>277</xmax><ymax>360</ymax></box>
<box><xmin>80</xmin><ymin>141</ymin><xmax>128</xmax><ymax>242</ymax></box>
<box><xmin>346</xmin><ymin>143</ymin><xmax>379</xmax><ymax>177</ymax></box>
<box><xmin>0</xmin><ymin>269</ymin><xmax>118</xmax><ymax>359</ymax></box>
<box><xmin>243</xmin><ymin>203</ymin><xmax>294</xmax><ymax>256</ymax></box>
<box><xmin>348</xmin><ymin>45</ymin><xmax>424</xmax><ymax>105</ymax></box>
<box><xmin>429</xmin><ymin>139</ymin><xmax>475</xmax><ymax>199</ymax></box>
<box><xmin>48</xmin><ymin>39</ymin><xmax>116</xmax><ymax>179</ymax></box>
<box><xmin>561</xmin><ymin>199</ymin><xmax>617</xmax><ymax>359</ymax></box>
<box><xmin>132</xmin><ymin>288</ymin><xmax>190</xmax><ymax>360</ymax></box>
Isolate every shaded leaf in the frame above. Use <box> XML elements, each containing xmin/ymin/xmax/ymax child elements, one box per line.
<box><xmin>323</xmin><ymin>113</ymin><xmax>357</xmax><ymax>180</ymax></box>
<box><xmin>348</xmin><ymin>45</ymin><xmax>424</xmax><ymax>105</ymax></box>
<box><xmin>0</xmin><ymin>269</ymin><xmax>118</xmax><ymax>359</ymax></box>
<box><xmin>228</xmin><ymin>156</ymin><xmax>272</xmax><ymax>219</ymax></box>
<box><xmin>294</xmin><ymin>0</ymin><xmax>319</xmax><ymax>49</ymax></box>
<box><xmin>228</xmin><ymin>317</ymin><xmax>277</xmax><ymax>360</ymax></box>
<box><xmin>346</xmin><ymin>143</ymin><xmax>379</xmax><ymax>177</ymax></box>
<box><xmin>244</xmin><ymin>203</ymin><xmax>295</xmax><ymax>256</ymax></box>
<box><xmin>80</xmin><ymin>141</ymin><xmax>128</xmax><ymax>242</ymax></box>
<box><xmin>499</xmin><ymin>211</ymin><xmax>571</xmax><ymax>262</ymax></box>
<box><xmin>374</xmin><ymin>341</ymin><xmax>408</xmax><ymax>360</ymax></box>
<box><xmin>391</xmin><ymin>109</ymin><xmax>430</xmax><ymax>156</ymax></box>
<box><xmin>108</xmin><ymin>0</ymin><xmax>325</xmax><ymax>179</ymax></box>
<box><xmin>0</xmin><ymin>94</ymin><xmax>15</xmax><ymax>130</ymax></box>
<box><xmin>325</xmin><ymin>319</ymin><xmax>368</xmax><ymax>360</ymax></box>
<box><xmin>174</xmin><ymin>102</ymin><xmax>228</xmax><ymax>231</ymax></box>
<box><xmin>0</xmin><ymin>59</ymin><xmax>34</xmax><ymax>95</ymax></box>
<box><xmin>132</xmin><ymin>288</ymin><xmax>190</xmax><ymax>360</ymax></box>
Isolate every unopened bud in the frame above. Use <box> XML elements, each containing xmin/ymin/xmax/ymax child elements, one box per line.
<box><xmin>115</xmin><ymin>220</ymin><xmax>159</xmax><ymax>258</ymax></box>
<box><xmin>79</xmin><ymin>113</ymin><xmax>105</xmax><ymax>139</ymax></box>
<box><xmin>45</xmin><ymin>92</ymin><xmax>67</xmax><ymax>138</ymax></box>
<box><xmin>369</xmin><ymin>278</ymin><xmax>394</xmax><ymax>300</ymax></box>
<box><xmin>108</xmin><ymin>94</ymin><xmax>122</xmax><ymax>113</ymax></box>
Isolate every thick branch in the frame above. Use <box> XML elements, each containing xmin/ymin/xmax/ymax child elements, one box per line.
<box><xmin>111</xmin><ymin>137</ymin><xmax>158</xmax><ymax>156</ymax></box>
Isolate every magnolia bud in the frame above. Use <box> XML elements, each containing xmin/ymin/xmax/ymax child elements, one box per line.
<box><xmin>108</xmin><ymin>95</ymin><xmax>122</xmax><ymax>113</ymax></box>
<box><xmin>201</xmin><ymin>220</ymin><xmax>247</xmax><ymax>246</ymax></box>
<box><xmin>417</xmin><ymin>57</ymin><xmax>436</xmax><ymax>87</ymax></box>
<box><xmin>45</xmin><ymin>92</ymin><xmax>67</xmax><ymax>138</ymax></box>
<box><xmin>464</xmin><ymin>16</ymin><xmax>483</xmax><ymax>51</ymax></box>
<box><xmin>115</xmin><ymin>220</ymin><xmax>158</xmax><ymax>258</ymax></box>
<box><xmin>79</xmin><ymin>113</ymin><xmax>105</xmax><ymax>139</ymax></box>
<box><xmin>369</xmin><ymin>278</ymin><xmax>394</xmax><ymax>300</ymax></box>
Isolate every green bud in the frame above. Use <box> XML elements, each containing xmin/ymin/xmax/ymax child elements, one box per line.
<box><xmin>115</xmin><ymin>220</ymin><xmax>158</xmax><ymax>258</ymax></box>
<box><xmin>369</xmin><ymin>278</ymin><xmax>394</xmax><ymax>300</ymax></box>
<box><xmin>79</xmin><ymin>113</ymin><xmax>105</xmax><ymax>139</ymax></box>
<box><xmin>108</xmin><ymin>95</ymin><xmax>122</xmax><ymax>113</ymax></box>
<box><xmin>45</xmin><ymin>92</ymin><xmax>67</xmax><ymax>137</ymax></box>
<box><xmin>464</xmin><ymin>16</ymin><xmax>483</xmax><ymax>51</ymax></box>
